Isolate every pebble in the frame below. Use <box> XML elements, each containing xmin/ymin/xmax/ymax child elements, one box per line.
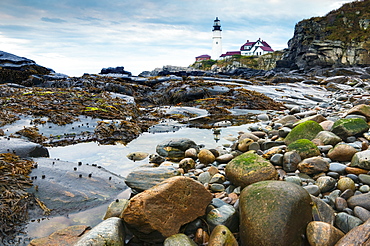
<box><xmin>359</xmin><ymin>185</ymin><xmax>370</xmax><ymax>193</ymax></box>
<box><xmin>316</xmin><ymin>176</ymin><xmax>336</xmax><ymax>193</ymax></box>
<box><xmin>358</xmin><ymin>174</ymin><xmax>370</xmax><ymax>185</ymax></box>
<box><xmin>303</xmin><ymin>184</ymin><xmax>320</xmax><ymax>196</ymax></box>
<box><xmin>329</xmin><ymin>162</ymin><xmax>347</xmax><ymax>174</ymax></box>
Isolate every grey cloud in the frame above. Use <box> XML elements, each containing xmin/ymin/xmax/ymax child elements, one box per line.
<box><xmin>41</xmin><ymin>17</ymin><xmax>67</xmax><ymax>23</ymax></box>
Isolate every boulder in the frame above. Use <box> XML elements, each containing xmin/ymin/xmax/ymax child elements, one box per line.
<box><xmin>345</xmin><ymin>104</ymin><xmax>370</xmax><ymax>121</ymax></box>
<box><xmin>239</xmin><ymin>180</ymin><xmax>312</xmax><ymax>246</ymax></box>
<box><xmin>163</xmin><ymin>234</ymin><xmax>197</xmax><ymax>246</ymax></box>
<box><xmin>284</xmin><ymin>120</ymin><xmax>323</xmax><ymax>145</ymax></box>
<box><xmin>287</xmin><ymin>139</ymin><xmax>321</xmax><ymax>159</ymax></box>
<box><xmin>331</xmin><ymin>118</ymin><xmax>369</xmax><ymax>140</ymax></box>
<box><xmin>0</xmin><ymin>137</ymin><xmax>49</xmax><ymax>158</ymax></box>
<box><xmin>122</xmin><ymin>176</ymin><xmax>213</xmax><ymax>242</ymax></box>
<box><xmin>208</xmin><ymin>225</ymin><xmax>238</xmax><ymax>246</ymax></box>
<box><xmin>306</xmin><ymin>221</ymin><xmax>344</xmax><ymax>246</ymax></box>
<box><xmin>351</xmin><ymin>150</ymin><xmax>370</xmax><ymax>170</ymax></box>
<box><xmin>335</xmin><ymin>218</ymin><xmax>370</xmax><ymax>246</ymax></box>
<box><xmin>28</xmin><ymin>225</ymin><xmax>90</xmax><ymax>246</ymax></box>
<box><xmin>327</xmin><ymin>144</ymin><xmax>358</xmax><ymax>162</ymax></box>
<box><xmin>74</xmin><ymin>217</ymin><xmax>125</xmax><ymax>246</ymax></box>
<box><xmin>125</xmin><ymin>166</ymin><xmax>180</xmax><ymax>192</ymax></box>
<box><xmin>156</xmin><ymin>138</ymin><xmax>198</xmax><ymax>161</ymax></box>
<box><xmin>298</xmin><ymin>156</ymin><xmax>330</xmax><ymax>175</ymax></box>
<box><xmin>315</xmin><ymin>131</ymin><xmax>342</xmax><ymax>146</ymax></box>
<box><xmin>225</xmin><ymin>152</ymin><xmax>278</xmax><ymax>188</ymax></box>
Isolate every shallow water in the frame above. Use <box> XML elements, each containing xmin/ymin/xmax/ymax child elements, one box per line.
<box><xmin>4</xmin><ymin>80</ymin><xmax>331</xmax><ymax>244</ymax></box>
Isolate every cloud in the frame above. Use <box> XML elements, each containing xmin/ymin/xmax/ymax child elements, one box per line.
<box><xmin>0</xmin><ymin>0</ymin><xmax>356</xmax><ymax>76</ymax></box>
<box><xmin>41</xmin><ymin>17</ymin><xmax>67</xmax><ymax>23</ymax></box>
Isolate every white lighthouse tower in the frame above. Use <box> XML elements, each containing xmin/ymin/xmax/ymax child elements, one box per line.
<box><xmin>212</xmin><ymin>17</ymin><xmax>222</xmax><ymax>60</ymax></box>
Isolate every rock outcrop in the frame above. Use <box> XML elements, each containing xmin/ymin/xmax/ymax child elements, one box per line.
<box><xmin>277</xmin><ymin>0</ymin><xmax>370</xmax><ymax>70</ymax></box>
<box><xmin>0</xmin><ymin>51</ymin><xmax>52</xmax><ymax>84</ymax></box>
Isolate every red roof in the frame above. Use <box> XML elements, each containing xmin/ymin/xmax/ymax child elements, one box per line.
<box><xmin>240</xmin><ymin>39</ymin><xmax>273</xmax><ymax>51</ymax></box>
<box><xmin>196</xmin><ymin>54</ymin><xmax>211</xmax><ymax>58</ymax></box>
<box><xmin>261</xmin><ymin>41</ymin><xmax>271</xmax><ymax>47</ymax></box>
<box><xmin>260</xmin><ymin>46</ymin><xmax>274</xmax><ymax>52</ymax></box>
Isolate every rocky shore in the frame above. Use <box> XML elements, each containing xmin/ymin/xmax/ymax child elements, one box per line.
<box><xmin>19</xmin><ymin>66</ymin><xmax>370</xmax><ymax>245</ymax></box>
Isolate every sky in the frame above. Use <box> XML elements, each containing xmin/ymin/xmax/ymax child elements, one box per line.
<box><xmin>0</xmin><ymin>0</ymin><xmax>352</xmax><ymax>76</ymax></box>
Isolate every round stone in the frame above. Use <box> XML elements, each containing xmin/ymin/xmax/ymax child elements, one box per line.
<box><xmin>359</xmin><ymin>185</ymin><xmax>370</xmax><ymax>193</ymax></box>
<box><xmin>210</xmin><ymin>183</ymin><xmax>226</xmax><ymax>192</ymax></box>
<box><xmin>185</xmin><ymin>148</ymin><xmax>198</xmax><ymax>160</ymax></box>
<box><xmin>337</xmin><ymin>177</ymin><xmax>356</xmax><ymax>192</ymax></box>
<box><xmin>198</xmin><ymin>149</ymin><xmax>216</xmax><ymax>165</ymax></box>
<box><xmin>270</xmin><ymin>153</ymin><xmax>284</xmax><ymax>165</ymax></box>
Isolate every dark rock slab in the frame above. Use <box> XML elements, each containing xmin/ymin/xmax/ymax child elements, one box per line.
<box><xmin>0</xmin><ymin>137</ymin><xmax>49</xmax><ymax>158</ymax></box>
<box><xmin>28</xmin><ymin>157</ymin><xmax>127</xmax><ymax>218</ymax></box>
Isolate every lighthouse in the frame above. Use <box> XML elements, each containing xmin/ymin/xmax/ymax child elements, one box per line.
<box><xmin>212</xmin><ymin>17</ymin><xmax>222</xmax><ymax>60</ymax></box>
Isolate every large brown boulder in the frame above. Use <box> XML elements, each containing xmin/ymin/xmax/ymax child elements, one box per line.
<box><xmin>121</xmin><ymin>176</ymin><xmax>213</xmax><ymax>242</ymax></box>
<box><xmin>239</xmin><ymin>180</ymin><xmax>312</xmax><ymax>246</ymax></box>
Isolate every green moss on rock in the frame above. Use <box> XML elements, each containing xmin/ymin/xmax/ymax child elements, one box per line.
<box><xmin>331</xmin><ymin>118</ymin><xmax>369</xmax><ymax>140</ymax></box>
<box><xmin>287</xmin><ymin>139</ymin><xmax>320</xmax><ymax>159</ymax></box>
<box><xmin>284</xmin><ymin>120</ymin><xmax>323</xmax><ymax>145</ymax></box>
<box><xmin>225</xmin><ymin>152</ymin><xmax>277</xmax><ymax>188</ymax></box>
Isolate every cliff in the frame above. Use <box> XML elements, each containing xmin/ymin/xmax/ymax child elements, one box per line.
<box><xmin>277</xmin><ymin>0</ymin><xmax>370</xmax><ymax>70</ymax></box>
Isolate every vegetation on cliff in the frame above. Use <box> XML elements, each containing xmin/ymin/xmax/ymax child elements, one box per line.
<box><xmin>192</xmin><ymin>51</ymin><xmax>283</xmax><ymax>72</ymax></box>
<box><xmin>305</xmin><ymin>0</ymin><xmax>370</xmax><ymax>43</ymax></box>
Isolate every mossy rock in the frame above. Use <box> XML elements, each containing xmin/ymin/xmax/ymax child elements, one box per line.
<box><xmin>287</xmin><ymin>139</ymin><xmax>320</xmax><ymax>159</ymax></box>
<box><xmin>208</xmin><ymin>225</ymin><xmax>238</xmax><ymax>246</ymax></box>
<box><xmin>225</xmin><ymin>152</ymin><xmax>277</xmax><ymax>188</ymax></box>
<box><xmin>284</xmin><ymin>120</ymin><xmax>323</xmax><ymax>145</ymax></box>
<box><xmin>331</xmin><ymin>118</ymin><xmax>369</xmax><ymax>140</ymax></box>
<box><xmin>239</xmin><ymin>180</ymin><xmax>312</xmax><ymax>246</ymax></box>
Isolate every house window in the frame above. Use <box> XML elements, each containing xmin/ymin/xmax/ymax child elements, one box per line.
<box><xmin>216</xmin><ymin>42</ymin><xmax>218</xmax><ymax>44</ymax></box>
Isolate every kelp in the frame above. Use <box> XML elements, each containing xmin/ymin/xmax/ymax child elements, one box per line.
<box><xmin>0</xmin><ymin>153</ymin><xmax>49</xmax><ymax>241</ymax></box>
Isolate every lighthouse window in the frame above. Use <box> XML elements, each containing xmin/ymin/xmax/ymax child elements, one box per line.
<box><xmin>216</xmin><ymin>42</ymin><xmax>218</xmax><ymax>44</ymax></box>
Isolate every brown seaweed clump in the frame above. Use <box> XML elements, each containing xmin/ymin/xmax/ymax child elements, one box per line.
<box><xmin>0</xmin><ymin>153</ymin><xmax>49</xmax><ymax>241</ymax></box>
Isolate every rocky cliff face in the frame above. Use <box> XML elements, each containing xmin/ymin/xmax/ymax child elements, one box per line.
<box><xmin>278</xmin><ymin>0</ymin><xmax>370</xmax><ymax>70</ymax></box>
<box><xmin>0</xmin><ymin>51</ymin><xmax>52</xmax><ymax>84</ymax></box>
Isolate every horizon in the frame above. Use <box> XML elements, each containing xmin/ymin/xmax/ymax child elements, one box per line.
<box><xmin>0</xmin><ymin>0</ymin><xmax>351</xmax><ymax>76</ymax></box>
